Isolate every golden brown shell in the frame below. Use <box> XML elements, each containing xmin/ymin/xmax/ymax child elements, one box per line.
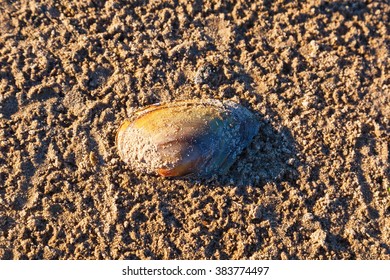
<box><xmin>116</xmin><ymin>99</ymin><xmax>259</xmax><ymax>178</ymax></box>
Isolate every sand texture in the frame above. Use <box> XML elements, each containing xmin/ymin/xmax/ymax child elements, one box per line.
<box><xmin>0</xmin><ymin>0</ymin><xmax>389</xmax><ymax>259</ymax></box>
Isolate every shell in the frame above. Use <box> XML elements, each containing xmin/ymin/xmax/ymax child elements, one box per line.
<box><xmin>116</xmin><ymin>99</ymin><xmax>259</xmax><ymax>178</ymax></box>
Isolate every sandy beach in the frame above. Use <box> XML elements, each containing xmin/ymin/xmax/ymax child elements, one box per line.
<box><xmin>0</xmin><ymin>0</ymin><xmax>389</xmax><ymax>259</ymax></box>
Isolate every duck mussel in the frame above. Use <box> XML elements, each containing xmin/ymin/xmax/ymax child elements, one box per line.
<box><xmin>116</xmin><ymin>99</ymin><xmax>259</xmax><ymax>178</ymax></box>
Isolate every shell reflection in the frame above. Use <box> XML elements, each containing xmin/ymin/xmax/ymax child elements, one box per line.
<box><xmin>116</xmin><ymin>99</ymin><xmax>259</xmax><ymax>178</ymax></box>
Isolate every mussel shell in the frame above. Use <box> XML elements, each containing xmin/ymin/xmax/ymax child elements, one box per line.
<box><xmin>116</xmin><ymin>99</ymin><xmax>259</xmax><ymax>178</ymax></box>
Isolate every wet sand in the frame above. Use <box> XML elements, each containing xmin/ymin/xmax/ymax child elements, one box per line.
<box><xmin>0</xmin><ymin>0</ymin><xmax>389</xmax><ymax>259</ymax></box>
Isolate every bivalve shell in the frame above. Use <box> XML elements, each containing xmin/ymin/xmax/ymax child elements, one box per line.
<box><xmin>116</xmin><ymin>99</ymin><xmax>259</xmax><ymax>178</ymax></box>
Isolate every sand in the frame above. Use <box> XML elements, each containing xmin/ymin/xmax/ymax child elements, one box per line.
<box><xmin>0</xmin><ymin>0</ymin><xmax>389</xmax><ymax>259</ymax></box>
